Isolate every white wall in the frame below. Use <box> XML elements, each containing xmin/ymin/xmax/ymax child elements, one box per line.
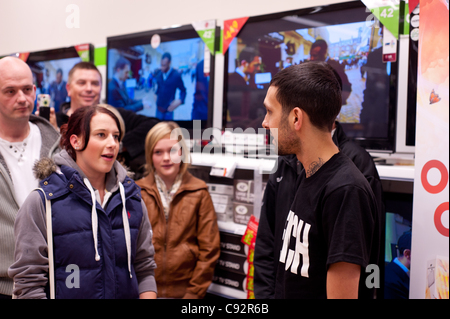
<box><xmin>0</xmin><ymin>0</ymin><xmax>350</xmax><ymax>55</ymax></box>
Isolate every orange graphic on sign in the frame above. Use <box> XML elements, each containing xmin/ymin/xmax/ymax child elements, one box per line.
<box><xmin>222</xmin><ymin>17</ymin><xmax>249</xmax><ymax>54</ymax></box>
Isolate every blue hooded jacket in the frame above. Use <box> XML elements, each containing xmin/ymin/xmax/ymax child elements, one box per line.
<box><xmin>9</xmin><ymin>151</ymin><xmax>157</xmax><ymax>299</ymax></box>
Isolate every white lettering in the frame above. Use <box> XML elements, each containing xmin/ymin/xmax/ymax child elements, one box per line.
<box><xmin>182</xmin><ymin>304</ymin><xmax>215</xmax><ymax>316</ymax></box>
<box><xmin>65</xmin><ymin>264</ymin><xmax>80</xmax><ymax>288</ymax></box>
<box><xmin>279</xmin><ymin>211</ymin><xmax>311</xmax><ymax>277</ymax></box>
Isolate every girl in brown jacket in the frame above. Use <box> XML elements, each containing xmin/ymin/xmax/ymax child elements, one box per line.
<box><xmin>136</xmin><ymin>122</ymin><xmax>220</xmax><ymax>299</ymax></box>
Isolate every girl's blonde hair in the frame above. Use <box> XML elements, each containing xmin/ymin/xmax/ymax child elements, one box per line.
<box><xmin>144</xmin><ymin>121</ymin><xmax>190</xmax><ymax>176</ymax></box>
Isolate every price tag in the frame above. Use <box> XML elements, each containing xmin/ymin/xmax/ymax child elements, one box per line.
<box><xmin>382</xmin><ymin>26</ymin><xmax>397</xmax><ymax>62</ymax></box>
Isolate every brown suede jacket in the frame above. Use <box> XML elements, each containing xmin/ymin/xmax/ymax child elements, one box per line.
<box><xmin>136</xmin><ymin>172</ymin><xmax>220</xmax><ymax>299</ymax></box>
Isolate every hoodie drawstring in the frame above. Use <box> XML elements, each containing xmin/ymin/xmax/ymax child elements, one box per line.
<box><xmin>83</xmin><ymin>178</ymin><xmax>101</xmax><ymax>262</ymax></box>
<box><xmin>119</xmin><ymin>182</ymin><xmax>133</xmax><ymax>279</ymax></box>
<box><xmin>83</xmin><ymin>179</ymin><xmax>133</xmax><ymax>279</ymax></box>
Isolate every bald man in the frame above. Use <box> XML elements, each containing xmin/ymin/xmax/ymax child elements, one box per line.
<box><xmin>0</xmin><ymin>57</ymin><xmax>60</xmax><ymax>299</ymax></box>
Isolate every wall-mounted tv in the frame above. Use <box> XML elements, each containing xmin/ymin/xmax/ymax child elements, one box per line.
<box><xmin>11</xmin><ymin>44</ymin><xmax>94</xmax><ymax>113</ymax></box>
<box><xmin>106</xmin><ymin>24</ymin><xmax>215</xmax><ymax>130</ymax></box>
<box><xmin>223</xmin><ymin>1</ymin><xmax>398</xmax><ymax>152</ymax></box>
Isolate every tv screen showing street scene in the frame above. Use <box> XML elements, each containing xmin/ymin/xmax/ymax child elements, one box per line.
<box><xmin>226</xmin><ymin>16</ymin><xmax>392</xmax><ymax>141</ymax></box>
<box><xmin>108</xmin><ymin>37</ymin><xmax>210</xmax><ymax>122</ymax></box>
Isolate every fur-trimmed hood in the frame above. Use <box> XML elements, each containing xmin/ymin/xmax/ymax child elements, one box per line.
<box><xmin>33</xmin><ymin>150</ymin><xmax>133</xmax><ymax>194</ymax></box>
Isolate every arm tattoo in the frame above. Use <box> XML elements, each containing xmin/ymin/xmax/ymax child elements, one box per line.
<box><xmin>306</xmin><ymin>157</ymin><xmax>325</xmax><ymax>178</ymax></box>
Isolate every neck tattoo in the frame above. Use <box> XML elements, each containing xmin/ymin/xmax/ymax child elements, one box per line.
<box><xmin>306</xmin><ymin>157</ymin><xmax>325</xmax><ymax>178</ymax></box>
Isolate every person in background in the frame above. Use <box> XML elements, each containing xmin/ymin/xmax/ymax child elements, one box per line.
<box><xmin>227</xmin><ymin>48</ymin><xmax>262</xmax><ymax>125</ymax></box>
<box><xmin>384</xmin><ymin>230</ymin><xmax>412</xmax><ymax>299</ymax></box>
<box><xmin>309</xmin><ymin>39</ymin><xmax>352</xmax><ymax>105</ymax></box>
<box><xmin>108</xmin><ymin>57</ymin><xmax>144</xmax><ymax>112</ymax></box>
<box><xmin>229</xmin><ymin>48</ymin><xmax>262</xmax><ymax>89</ymax></box>
<box><xmin>191</xmin><ymin>60</ymin><xmax>209</xmax><ymax>121</ymax></box>
<box><xmin>9</xmin><ymin>105</ymin><xmax>157</xmax><ymax>299</ymax></box>
<box><xmin>153</xmin><ymin>53</ymin><xmax>187</xmax><ymax>120</ymax></box>
<box><xmin>136</xmin><ymin>121</ymin><xmax>220</xmax><ymax>299</ymax></box>
<box><xmin>48</xmin><ymin>68</ymin><xmax>68</xmax><ymax>113</ymax></box>
<box><xmin>0</xmin><ymin>57</ymin><xmax>60</xmax><ymax>299</ymax></box>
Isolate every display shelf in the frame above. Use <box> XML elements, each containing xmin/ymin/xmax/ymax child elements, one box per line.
<box><xmin>218</xmin><ymin>220</ymin><xmax>247</xmax><ymax>236</ymax></box>
<box><xmin>375</xmin><ymin>164</ymin><xmax>415</xmax><ymax>182</ymax></box>
<box><xmin>190</xmin><ymin>152</ymin><xmax>277</xmax><ymax>173</ymax></box>
<box><xmin>191</xmin><ymin>152</ymin><xmax>415</xmax><ymax>182</ymax></box>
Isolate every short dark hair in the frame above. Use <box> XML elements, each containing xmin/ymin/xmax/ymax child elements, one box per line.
<box><xmin>397</xmin><ymin>231</ymin><xmax>412</xmax><ymax>256</ymax></box>
<box><xmin>238</xmin><ymin>48</ymin><xmax>257</xmax><ymax>64</ymax></box>
<box><xmin>114</xmin><ymin>57</ymin><xmax>131</xmax><ymax>72</ymax></box>
<box><xmin>311</xmin><ymin>39</ymin><xmax>328</xmax><ymax>54</ymax></box>
<box><xmin>60</xmin><ymin>105</ymin><xmax>123</xmax><ymax>161</ymax></box>
<box><xmin>269</xmin><ymin>62</ymin><xmax>342</xmax><ymax>131</ymax></box>
<box><xmin>68</xmin><ymin>62</ymin><xmax>102</xmax><ymax>83</ymax></box>
<box><xmin>161</xmin><ymin>52</ymin><xmax>172</xmax><ymax>62</ymax></box>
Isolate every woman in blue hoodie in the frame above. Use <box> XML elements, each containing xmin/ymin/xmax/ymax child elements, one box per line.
<box><xmin>9</xmin><ymin>105</ymin><xmax>157</xmax><ymax>299</ymax></box>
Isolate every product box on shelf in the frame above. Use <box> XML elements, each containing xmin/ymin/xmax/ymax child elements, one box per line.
<box><xmin>216</xmin><ymin>251</ymin><xmax>248</xmax><ymax>275</ymax></box>
<box><xmin>232</xmin><ymin>201</ymin><xmax>254</xmax><ymax>225</ymax></box>
<box><xmin>210</xmin><ymin>190</ymin><xmax>234</xmax><ymax>222</ymax></box>
<box><xmin>207</xmin><ymin>183</ymin><xmax>234</xmax><ymax>197</ymax></box>
<box><xmin>213</xmin><ymin>203</ymin><xmax>233</xmax><ymax>222</ymax></box>
<box><xmin>212</xmin><ymin>268</ymin><xmax>247</xmax><ymax>293</ymax></box>
<box><xmin>233</xmin><ymin>179</ymin><xmax>266</xmax><ymax>204</ymax></box>
<box><xmin>219</xmin><ymin>232</ymin><xmax>248</xmax><ymax>256</ymax></box>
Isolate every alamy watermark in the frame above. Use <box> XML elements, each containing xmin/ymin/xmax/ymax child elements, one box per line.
<box><xmin>167</xmin><ymin>120</ymin><xmax>279</xmax><ymax>173</ymax></box>
<box><xmin>66</xmin><ymin>4</ymin><xmax>80</xmax><ymax>29</ymax></box>
<box><xmin>65</xmin><ymin>264</ymin><xmax>80</xmax><ymax>289</ymax></box>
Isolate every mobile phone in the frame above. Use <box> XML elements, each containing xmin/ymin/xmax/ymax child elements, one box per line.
<box><xmin>37</xmin><ymin>94</ymin><xmax>51</xmax><ymax>121</ymax></box>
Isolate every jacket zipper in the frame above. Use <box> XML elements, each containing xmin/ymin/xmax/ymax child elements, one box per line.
<box><xmin>158</xmin><ymin>189</ymin><xmax>181</xmax><ymax>298</ymax></box>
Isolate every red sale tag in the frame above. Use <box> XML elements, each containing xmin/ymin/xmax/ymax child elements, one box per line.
<box><xmin>222</xmin><ymin>17</ymin><xmax>249</xmax><ymax>54</ymax></box>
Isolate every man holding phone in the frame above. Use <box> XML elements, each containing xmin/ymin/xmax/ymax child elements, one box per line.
<box><xmin>0</xmin><ymin>56</ymin><xmax>60</xmax><ymax>299</ymax></box>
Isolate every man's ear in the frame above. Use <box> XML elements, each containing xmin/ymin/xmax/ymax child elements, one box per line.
<box><xmin>66</xmin><ymin>82</ymin><xmax>72</xmax><ymax>98</ymax></box>
<box><xmin>292</xmin><ymin>107</ymin><xmax>303</xmax><ymax>131</ymax></box>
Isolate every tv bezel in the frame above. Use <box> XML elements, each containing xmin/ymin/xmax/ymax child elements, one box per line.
<box><xmin>222</xmin><ymin>1</ymin><xmax>398</xmax><ymax>153</ymax></box>
<box><xmin>23</xmin><ymin>43</ymin><xmax>95</xmax><ymax>65</ymax></box>
<box><xmin>106</xmin><ymin>24</ymin><xmax>216</xmax><ymax>131</ymax></box>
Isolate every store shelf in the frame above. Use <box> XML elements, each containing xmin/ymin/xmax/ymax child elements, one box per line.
<box><xmin>375</xmin><ymin>164</ymin><xmax>415</xmax><ymax>182</ymax></box>
<box><xmin>218</xmin><ymin>220</ymin><xmax>247</xmax><ymax>236</ymax></box>
<box><xmin>190</xmin><ymin>153</ymin><xmax>277</xmax><ymax>173</ymax></box>
<box><xmin>191</xmin><ymin>152</ymin><xmax>416</xmax><ymax>182</ymax></box>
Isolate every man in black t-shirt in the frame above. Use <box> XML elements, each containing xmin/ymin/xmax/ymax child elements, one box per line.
<box><xmin>259</xmin><ymin>62</ymin><xmax>378</xmax><ymax>299</ymax></box>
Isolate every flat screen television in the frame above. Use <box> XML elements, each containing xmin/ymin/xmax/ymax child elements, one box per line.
<box><xmin>10</xmin><ymin>44</ymin><xmax>94</xmax><ymax>113</ymax></box>
<box><xmin>223</xmin><ymin>1</ymin><xmax>398</xmax><ymax>152</ymax></box>
<box><xmin>106</xmin><ymin>24</ymin><xmax>215</xmax><ymax>131</ymax></box>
